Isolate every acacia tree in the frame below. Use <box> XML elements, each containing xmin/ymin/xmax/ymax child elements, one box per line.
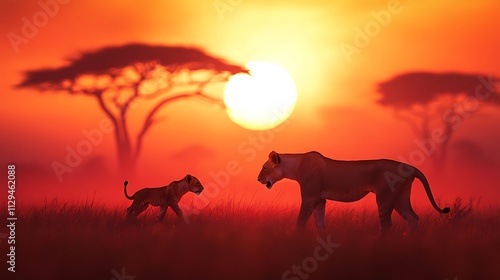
<box><xmin>18</xmin><ymin>43</ymin><xmax>247</xmax><ymax>173</ymax></box>
<box><xmin>377</xmin><ymin>72</ymin><xmax>499</xmax><ymax>166</ymax></box>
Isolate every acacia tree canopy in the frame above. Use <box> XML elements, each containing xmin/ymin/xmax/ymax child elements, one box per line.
<box><xmin>377</xmin><ymin>71</ymin><xmax>499</xmax><ymax>166</ymax></box>
<box><xmin>378</xmin><ymin>72</ymin><xmax>500</xmax><ymax>109</ymax></box>
<box><xmin>18</xmin><ymin>43</ymin><xmax>246</xmax><ymax>88</ymax></box>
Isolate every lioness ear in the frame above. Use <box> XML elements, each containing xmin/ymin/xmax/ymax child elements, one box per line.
<box><xmin>186</xmin><ymin>174</ymin><xmax>192</xmax><ymax>183</ymax></box>
<box><xmin>269</xmin><ymin>151</ymin><xmax>281</xmax><ymax>165</ymax></box>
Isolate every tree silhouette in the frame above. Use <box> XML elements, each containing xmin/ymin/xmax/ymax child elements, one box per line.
<box><xmin>17</xmin><ymin>43</ymin><xmax>247</xmax><ymax>173</ymax></box>
<box><xmin>377</xmin><ymin>72</ymin><xmax>499</xmax><ymax>166</ymax></box>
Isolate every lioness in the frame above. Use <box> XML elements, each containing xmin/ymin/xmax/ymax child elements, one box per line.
<box><xmin>257</xmin><ymin>151</ymin><xmax>450</xmax><ymax>232</ymax></box>
<box><xmin>124</xmin><ymin>174</ymin><xmax>204</xmax><ymax>223</ymax></box>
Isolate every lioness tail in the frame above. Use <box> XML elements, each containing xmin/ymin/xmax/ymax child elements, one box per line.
<box><xmin>124</xmin><ymin>180</ymin><xmax>134</xmax><ymax>200</ymax></box>
<box><xmin>413</xmin><ymin>168</ymin><xmax>450</xmax><ymax>214</ymax></box>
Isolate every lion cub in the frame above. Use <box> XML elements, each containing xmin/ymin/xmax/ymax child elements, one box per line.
<box><xmin>123</xmin><ymin>174</ymin><xmax>204</xmax><ymax>223</ymax></box>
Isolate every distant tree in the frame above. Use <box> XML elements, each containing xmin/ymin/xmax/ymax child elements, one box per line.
<box><xmin>377</xmin><ymin>72</ymin><xmax>499</xmax><ymax>166</ymax></box>
<box><xmin>18</xmin><ymin>43</ymin><xmax>247</xmax><ymax>173</ymax></box>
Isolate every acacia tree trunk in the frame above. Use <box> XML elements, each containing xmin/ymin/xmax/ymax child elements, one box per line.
<box><xmin>93</xmin><ymin>71</ymin><xmax>225</xmax><ymax>177</ymax></box>
<box><xmin>421</xmin><ymin>110</ymin><xmax>448</xmax><ymax>170</ymax></box>
<box><xmin>94</xmin><ymin>92</ymin><xmax>135</xmax><ymax>177</ymax></box>
<box><xmin>437</xmin><ymin>114</ymin><xmax>456</xmax><ymax>169</ymax></box>
<box><xmin>395</xmin><ymin>108</ymin><xmax>449</xmax><ymax>170</ymax></box>
<box><xmin>116</xmin><ymin>134</ymin><xmax>134</xmax><ymax>173</ymax></box>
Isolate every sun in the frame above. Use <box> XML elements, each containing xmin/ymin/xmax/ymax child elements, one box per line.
<box><xmin>223</xmin><ymin>61</ymin><xmax>297</xmax><ymax>130</ymax></box>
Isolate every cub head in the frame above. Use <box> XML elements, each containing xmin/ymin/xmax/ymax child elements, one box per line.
<box><xmin>185</xmin><ymin>174</ymin><xmax>204</xmax><ymax>195</ymax></box>
<box><xmin>257</xmin><ymin>151</ymin><xmax>284</xmax><ymax>189</ymax></box>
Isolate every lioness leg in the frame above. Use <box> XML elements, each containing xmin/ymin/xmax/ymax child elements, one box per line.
<box><xmin>297</xmin><ymin>200</ymin><xmax>316</xmax><ymax>230</ymax></box>
<box><xmin>395</xmin><ymin>188</ymin><xmax>419</xmax><ymax>231</ymax></box>
<box><xmin>126</xmin><ymin>201</ymin><xmax>149</xmax><ymax>220</ymax></box>
<box><xmin>313</xmin><ymin>199</ymin><xmax>326</xmax><ymax>230</ymax></box>
<box><xmin>157</xmin><ymin>206</ymin><xmax>168</xmax><ymax>222</ymax></box>
<box><xmin>375</xmin><ymin>192</ymin><xmax>396</xmax><ymax>233</ymax></box>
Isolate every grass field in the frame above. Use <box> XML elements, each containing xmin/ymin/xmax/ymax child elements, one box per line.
<box><xmin>5</xmin><ymin>197</ymin><xmax>500</xmax><ymax>280</ymax></box>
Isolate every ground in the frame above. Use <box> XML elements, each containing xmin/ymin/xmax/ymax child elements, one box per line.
<box><xmin>4</xmin><ymin>198</ymin><xmax>500</xmax><ymax>280</ymax></box>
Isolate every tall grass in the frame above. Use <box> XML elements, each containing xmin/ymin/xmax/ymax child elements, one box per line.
<box><xmin>5</xmin><ymin>197</ymin><xmax>500</xmax><ymax>280</ymax></box>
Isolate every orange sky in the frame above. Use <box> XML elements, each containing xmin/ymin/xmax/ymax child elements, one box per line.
<box><xmin>1</xmin><ymin>0</ymin><xmax>499</xmax><ymax>209</ymax></box>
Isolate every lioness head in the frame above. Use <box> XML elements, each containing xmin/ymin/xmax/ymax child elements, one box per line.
<box><xmin>257</xmin><ymin>151</ymin><xmax>284</xmax><ymax>189</ymax></box>
<box><xmin>185</xmin><ymin>174</ymin><xmax>204</xmax><ymax>195</ymax></box>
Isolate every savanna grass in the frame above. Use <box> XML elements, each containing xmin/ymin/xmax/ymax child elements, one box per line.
<box><xmin>4</xmin><ymin>197</ymin><xmax>499</xmax><ymax>280</ymax></box>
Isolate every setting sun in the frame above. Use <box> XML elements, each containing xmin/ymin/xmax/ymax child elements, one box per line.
<box><xmin>223</xmin><ymin>61</ymin><xmax>297</xmax><ymax>130</ymax></box>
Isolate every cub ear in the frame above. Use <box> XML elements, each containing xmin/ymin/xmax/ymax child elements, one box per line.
<box><xmin>186</xmin><ymin>174</ymin><xmax>192</xmax><ymax>183</ymax></box>
<box><xmin>269</xmin><ymin>151</ymin><xmax>281</xmax><ymax>165</ymax></box>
